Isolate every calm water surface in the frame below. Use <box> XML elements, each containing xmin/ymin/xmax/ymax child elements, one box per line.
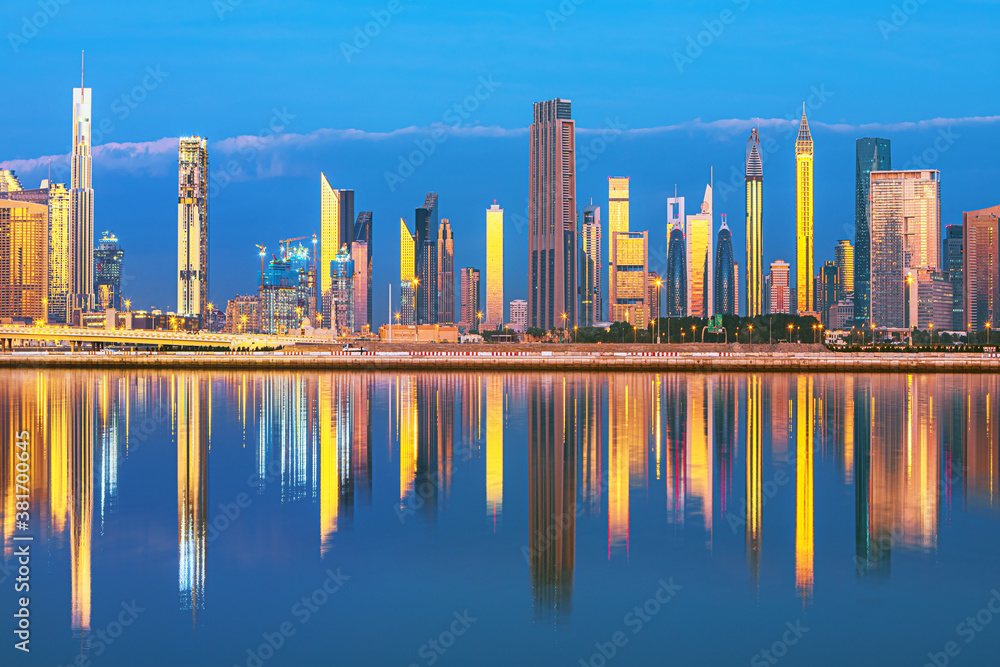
<box><xmin>2</xmin><ymin>371</ymin><xmax>999</xmax><ymax>666</ymax></box>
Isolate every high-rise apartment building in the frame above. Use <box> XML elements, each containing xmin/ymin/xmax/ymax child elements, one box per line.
<box><xmin>509</xmin><ymin>299</ymin><xmax>528</xmax><ymax>330</ymax></box>
<box><xmin>0</xmin><ymin>170</ymin><xmax>22</xmax><ymax>192</ymax></box>
<box><xmin>94</xmin><ymin>231</ymin><xmax>124</xmax><ymax>311</ymax></box>
<box><xmin>351</xmin><ymin>241</ymin><xmax>369</xmax><ymax>333</ymax></box>
<box><xmin>224</xmin><ymin>294</ymin><xmax>259</xmax><ymax>333</ymax></box>
<box><xmin>666</xmin><ymin>223</ymin><xmax>687</xmax><ymax>317</ymax></box>
<box><xmin>486</xmin><ymin>203</ymin><xmax>504</xmax><ymax>328</ymax></box>
<box><xmin>686</xmin><ymin>184</ymin><xmax>713</xmax><ymax>318</ymax></box>
<box><xmin>0</xmin><ymin>200</ymin><xmax>48</xmax><ymax>321</ymax></box>
<box><xmin>834</xmin><ymin>240</ymin><xmax>854</xmax><ymax>300</ymax></box>
<box><xmin>818</xmin><ymin>261</ymin><xmax>839</xmax><ymax>327</ymax></box>
<box><xmin>415</xmin><ymin>193</ymin><xmax>439</xmax><ymax>325</ymax></box>
<box><xmin>459</xmin><ymin>267</ymin><xmax>481</xmax><ymax>332</ymax></box>
<box><xmin>70</xmin><ymin>72</ymin><xmax>95</xmax><ymax>315</ymax></box>
<box><xmin>259</xmin><ymin>259</ymin><xmax>298</xmax><ymax>335</ymax></box>
<box><xmin>745</xmin><ymin>128</ymin><xmax>764</xmax><ymax>317</ymax></box>
<box><xmin>647</xmin><ymin>271</ymin><xmax>661</xmax><ymax>323</ymax></box>
<box><xmin>580</xmin><ymin>205</ymin><xmax>601</xmax><ymax>326</ymax></box>
<box><xmin>795</xmin><ymin>107</ymin><xmax>814</xmax><ymax>314</ymax></box>
<box><xmin>854</xmin><ymin>138</ymin><xmax>892</xmax><ymax>322</ymax></box>
<box><xmin>608</xmin><ymin>177</ymin><xmax>629</xmax><ymax>319</ymax></box>
<box><xmin>943</xmin><ymin>225</ymin><xmax>964</xmax><ymax>331</ymax></box>
<box><xmin>715</xmin><ymin>215</ymin><xmax>736</xmax><ymax>315</ymax></box>
<box><xmin>400</xmin><ymin>218</ymin><xmax>416</xmax><ymax>326</ymax></box>
<box><xmin>869</xmin><ymin>170</ymin><xmax>941</xmax><ymax>328</ymax></box>
<box><xmin>769</xmin><ymin>260</ymin><xmax>791</xmax><ymax>315</ymax></box>
<box><xmin>964</xmin><ymin>206</ymin><xmax>1000</xmax><ymax>333</ymax></box>
<box><xmin>354</xmin><ymin>211</ymin><xmax>373</xmax><ymax>328</ymax></box>
<box><xmin>610</xmin><ymin>230</ymin><xmax>648</xmax><ymax>328</ymax></box>
<box><xmin>320</xmin><ymin>175</ymin><xmax>354</xmax><ymax>327</ymax></box>
<box><xmin>528</xmin><ymin>98</ymin><xmax>577</xmax><ymax>329</ymax></box>
<box><xmin>332</xmin><ymin>246</ymin><xmax>355</xmax><ymax>333</ymax></box>
<box><xmin>178</xmin><ymin>136</ymin><xmax>209</xmax><ymax>318</ymax></box>
<box><xmin>437</xmin><ymin>218</ymin><xmax>455</xmax><ymax>324</ymax></box>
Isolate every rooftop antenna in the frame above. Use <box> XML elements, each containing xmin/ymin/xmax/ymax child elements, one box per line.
<box><xmin>81</xmin><ymin>50</ymin><xmax>84</xmax><ymax>89</ymax></box>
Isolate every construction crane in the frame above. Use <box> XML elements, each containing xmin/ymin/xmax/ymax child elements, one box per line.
<box><xmin>255</xmin><ymin>244</ymin><xmax>266</xmax><ymax>289</ymax></box>
<box><xmin>279</xmin><ymin>236</ymin><xmax>308</xmax><ymax>261</ymax></box>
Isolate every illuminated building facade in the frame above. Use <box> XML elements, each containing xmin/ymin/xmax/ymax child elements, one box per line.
<box><xmin>459</xmin><ymin>267</ymin><xmax>480</xmax><ymax>332</ymax></box>
<box><xmin>580</xmin><ymin>205</ymin><xmax>601</xmax><ymax>326</ymax></box>
<box><xmin>437</xmin><ymin>218</ymin><xmax>455</xmax><ymax>324</ymax></box>
<box><xmin>855</xmin><ymin>138</ymin><xmax>892</xmax><ymax>322</ymax></box>
<box><xmin>610</xmin><ymin>230</ymin><xmax>648</xmax><ymax>328</ymax></box>
<box><xmin>332</xmin><ymin>246</ymin><xmax>355</xmax><ymax>334</ymax></box>
<box><xmin>869</xmin><ymin>170</ymin><xmax>941</xmax><ymax>328</ymax></box>
<box><xmin>354</xmin><ymin>211</ymin><xmax>373</xmax><ymax>329</ymax></box>
<box><xmin>665</xmin><ymin>223</ymin><xmax>687</xmax><ymax>317</ymax></box>
<box><xmin>795</xmin><ymin>107</ymin><xmax>814</xmax><ymax>314</ymax></box>
<box><xmin>414</xmin><ymin>193</ymin><xmax>439</xmax><ymax>325</ymax></box>
<box><xmin>715</xmin><ymin>216</ymin><xmax>736</xmax><ymax>315</ymax></box>
<box><xmin>224</xmin><ymin>294</ymin><xmax>259</xmax><ymax>333</ymax></box>
<box><xmin>351</xmin><ymin>241</ymin><xmax>369</xmax><ymax>333</ymax></box>
<box><xmin>400</xmin><ymin>218</ymin><xmax>416</xmax><ymax>326</ymax></box>
<box><xmin>647</xmin><ymin>271</ymin><xmax>661</xmax><ymax>323</ymax></box>
<box><xmin>259</xmin><ymin>259</ymin><xmax>299</xmax><ymax>335</ymax></box>
<box><xmin>0</xmin><ymin>169</ymin><xmax>22</xmax><ymax>192</ymax></box>
<box><xmin>94</xmin><ymin>231</ymin><xmax>124</xmax><ymax>311</ymax></box>
<box><xmin>486</xmin><ymin>204</ymin><xmax>504</xmax><ymax>328</ymax></box>
<box><xmin>177</xmin><ymin>136</ymin><xmax>209</xmax><ymax>318</ymax></box>
<box><xmin>943</xmin><ymin>225</ymin><xmax>963</xmax><ymax>331</ymax></box>
<box><xmin>963</xmin><ymin>205</ymin><xmax>1000</xmax><ymax>333</ymax></box>
<box><xmin>835</xmin><ymin>239</ymin><xmax>854</xmax><ymax>300</ymax></box>
<box><xmin>686</xmin><ymin>184</ymin><xmax>713</xmax><ymax>318</ymax></box>
<box><xmin>769</xmin><ymin>260</ymin><xmax>791</xmax><ymax>315</ymax></box>
<box><xmin>320</xmin><ymin>175</ymin><xmax>353</xmax><ymax>327</ymax></box>
<box><xmin>608</xmin><ymin>177</ymin><xmax>629</xmax><ymax>319</ymax></box>
<box><xmin>745</xmin><ymin>128</ymin><xmax>764</xmax><ymax>317</ymax></box>
<box><xmin>0</xmin><ymin>199</ymin><xmax>48</xmax><ymax>321</ymax></box>
<box><xmin>529</xmin><ymin>98</ymin><xmax>577</xmax><ymax>329</ymax></box>
<box><xmin>818</xmin><ymin>261</ymin><xmax>839</xmax><ymax>327</ymax></box>
<box><xmin>70</xmin><ymin>77</ymin><xmax>95</xmax><ymax>315</ymax></box>
<box><xmin>509</xmin><ymin>298</ymin><xmax>527</xmax><ymax>331</ymax></box>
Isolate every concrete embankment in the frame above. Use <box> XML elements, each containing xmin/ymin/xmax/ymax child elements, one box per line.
<box><xmin>0</xmin><ymin>350</ymin><xmax>998</xmax><ymax>373</ymax></box>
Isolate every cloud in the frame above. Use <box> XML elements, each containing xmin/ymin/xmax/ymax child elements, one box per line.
<box><xmin>4</xmin><ymin>115</ymin><xmax>998</xmax><ymax>181</ymax></box>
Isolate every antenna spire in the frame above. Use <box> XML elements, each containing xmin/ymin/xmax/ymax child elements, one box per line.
<box><xmin>81</xmin><ymin>50</ymin><xmax>84</xmax><ymax>89</ymax></box>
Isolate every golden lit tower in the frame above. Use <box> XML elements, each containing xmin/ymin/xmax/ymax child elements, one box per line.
<box><xmin>745</xmin><ymin>129</ymin><xmax>764</xmax><ymax>317</ymax></box>
<box><xmin>835</xmin><ymin>239</ymin><xmax>855</xmax><ymax>299</ymax></box>
<box><xmin>320</xmin><ymin>174</ymin><xmax>354</xmax><ymax>327</ymax></box>
<box><xmin>486</xmin><ymin>203</ymin><xmax>504</xmax><ymax>328</ymax></box>
<box><xmin>399</xmin><ymin>218</ymin><xmax>416</xmax><ymax>325</ymax></box>
<box><xmin>178</xmin><ymin>137</ymin><xmax>209</xmax><ymax>317</ymax></box>
<box><xmin>795</xmin><ymin>106</ymin><xmax>815</xmax><ymax>314</ymax></box>
<box><xmin>0</xmin><ymin>200</ymin><xmax>49</xmax><ymax>321</ymax></box>
<box><xmin>70</xmin><ymin>53</ymin><xmax>95</xmax><ymax>315</ymax></box>
<box><xmin>686</xmin><ymin>181</ymin><xmax>713</xmax><ymax>318</ymax></box>
<box><xmin>608</xmin><ymin>177</ymin><xmax>629</xmax><ymax>319</ymax></box>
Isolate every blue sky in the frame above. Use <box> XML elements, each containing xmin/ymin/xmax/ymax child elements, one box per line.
<box><xmin>2</xmin><ymin>0</ymin><xmax>998</xmax><ymax>320</ymax></box>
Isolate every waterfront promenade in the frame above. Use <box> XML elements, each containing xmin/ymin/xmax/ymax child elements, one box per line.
<box><xmin>1</xmin><ymin>343</ymin><xmax>997</xmax><ymax>373</ymax></box>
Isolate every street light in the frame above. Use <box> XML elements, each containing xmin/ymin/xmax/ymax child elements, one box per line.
<box><xmin>748</xmin><ymin>324</ymin><xmax>754</xmax><ymax>345</ymax></box>
<box><xmin>476</xmin><ymin>311</ymin><xmax>483</xmax><ymax>333</ymax></box>
<box><xmin>655</xmin><ymin>278</ymin><xmax>663</xmax><ymax>343</ymax></box>
<box><xmin>573</xmin><ymin>325</ymin><xmax>578</xmax><ymax>344</ymax></box>
<box><xmin>869</xmin><ymin>322</ymin><xmax>876</xmax><ymax>347</ymax></box>
<box><xmin>987</xmin><ymin>322</ymin><xmax>992</xmax><ymax>347</ymax></box>
<box><xmin>787</xmin><ymin>323</ymin><xmax>794</xmax><ymax>343</ymax></box>
<box><xmin>929</xmin><ymin>322</ymin><xmax>935</xmax><ymax>349</ymax></box>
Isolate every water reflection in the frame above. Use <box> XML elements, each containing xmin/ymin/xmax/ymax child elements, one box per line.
<box><xmin>0</xmin><ymin>371</ymin><xmax>998</xmax><ymax>642</ymax></box>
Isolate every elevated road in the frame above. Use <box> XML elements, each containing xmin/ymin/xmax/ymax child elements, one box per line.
<box><xmin>0</xmin><ymin>325</ymin><xmax>303</xmax><ymax>351</ymax></box>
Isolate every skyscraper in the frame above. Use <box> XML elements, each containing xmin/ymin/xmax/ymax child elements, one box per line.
<box><xmin>0</xmin><ymin>170</ymin><xmax>22</xmax><ymax>192</ymax></box>
<box><xmin>818</xmin><ymin>261</ymin><xmax>839</xmax><ymax>327</ymax></box>
<box><xmin>964</xmin><ymin>206</ymin><xmax>1000</xmax><ymax>333</ymax></box>
<box><xmin>0</xmin><ymin>200</ymin><xmax>48</xmax><ymax>321</ymax></box>
<box><xmin>415</xmin><ymin>193</ymin><xmax>439</xmax><ymax>325</ymax></box>
<box><xmin>745</xmin><ymin>128</ymin><xmax>764</xmax><ymax>317</ymax></box>
<box><xmin>854</xmin><ymin>138</ymin><xmax>892</xmax><ymax>322</ymax></box>
<box><xmin>332</xmin><ymin>246</ymin><xmax>355</xmax><ymax>333</ymax></box>
<box><xmin>795</xmin><ymin>107</ymin><xmax>814</xmax><ymax>314</ymax></box>
<box><xmin>835</xmin><ymin>240</ymin><xmax>854</xmax><ymax>300</ymax></box>
<box><xmin>399</xmin><ymin>218</ymin><xmax>416</xmax><ymax>326</ymax></box>
<box><xmin>943</xmin><ymin>225</ymin><xmax>964</xmax><ymax>331</ymax></box>
<box><xmin>178</xmin><ymin>136</ymin><xmax>209</xmax><ymax>318</ymax></box>
<box><xmin>715</xmin><ymin>215</ymin><xmax>736</xmax><ymax>315</ymax></box>
<box><xmin>647</xmin><ymin>271</ymin><xmax>661</xmax><ymax>323</ymax></box>
<box><xmin>70</xmin><ymin>63</ymin><xmax>95</xmax><ymax>316</ymax></box>
<box><xmin>354</xmin><ymin>211</ymin><xmax>373</xmax><ymax>329</ymax></box>
<box><xmin>666</xmin><ymin>223</ymin><xmax>687</xmax><ymax>317</ymax></box>
<box><xmin>529</xmin><ymin>98</ymin><xmax>577</xmax><ymax>329</ymax></box>
<box><xmin>320</xmin><ymin>175</ymin><xmax>354</xmax><ymax>327</ymax></box>
<box><xmin>351</xmin><ymin>241</ymin><xmax>369</xmax><ymax>333</ymax></box>
<box><xmin>437</xmin><ymin>218</ymin><xmax>455</xmax><ymax>324</ymax></box>
<box><xmin>686</xmin><ymin>183</ymin><xmax>713</xmax><ymax>318</ymax></box>
<box><xmin>608</xmin><ymin>177</ymin><xmax>629</xmax><ymax>319</ymax></box>
<box><xmin>769</xmin><ymin>260</ymin><xmax>791</xmax><ymax>315</ymax></box>
<box><xmin>610</xmin><ymin>231</ymin><xmax>648</xmax><ymax>328</ymax></box>
<box><xmin>94</xmin><ymin>231</ymin><xmax>124</xmax><ymax>311</ymax></box>
<box><xmin>580</xmin><ymin>205</ymin><xmax>601</xmax><ymax>327</ymax></box>
<box><xmin>486</xmin><ymin>203</ymin><xmax>504</xmax><ymax>328</ymax></box>
<box><xmin>459</xmin><ymin>268</ymin><xmax>481</xmax><ymax>332</ymax></box>
<box><xmin>869</xmin><ymin>170</ymin><xmax>941</xmax><ymax>328</ymax></box>
<box><xmin>259</xmin><ymin>258</ymin><xmax>298</xmax><ymax>335</ymax></box>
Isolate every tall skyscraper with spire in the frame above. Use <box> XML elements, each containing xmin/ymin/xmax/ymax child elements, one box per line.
<box><xmin>485</xmin><ymin>203</ymin><xmax>504</xmax><ymax>328</ymax></box>
<box><xmin>686</xmin><ymin>180</ymin><xmax>714</xmax><ymax>318</ymax></box>
<box><xmin>178</xmin><ymin>136</ymin><xmax>209</xmax><ymax>317</ymax></box>
<box><xmin>529</xmin><ymin>98</ymin><xmax>577</xmax><ymax>330</ymax></box>
<box><xmin>415</xmin><ymin>193</ymin><xmax>439</xmax><ymax>325</ymax></box>
<box><xmin>745</xmin><ymin>128</ymin><xmax>764</xmax><ymax>317</ymax></box>
<box><xmin>666</xmin><ymin>222</ymin><xmax>687</xmax><ymax>317</ymax></box>
<box><xmin>795</xmin><ymin>106</ymin><xmax>814</xmax><ymax>314</ymax></box>
<box><xmin>715</xmin><ymin>215</ymin><xmax>736</xmax><ymax>315</ymax></box>
<box><xmin>70</xmin><ymin>52</ymin><xmax>95</xmax><ymax>316</ymax></box>
<box><xmin>320</xmin><ymin>175</ymin><xmax>353</xmax><ymax>327</ymax></box>
<box><xmin>607</xmin><ymin>177</ymin><xmax>629</xmax><ymax>320</ymax></box>
<box><xmin>854</xmin><ymin>138</ymin><xmax>891</xmax><ymax>323</ymax></box>
<box><xmin>399</xmin><ymin>218</ymin><xmax>416</xmax><ymax>325</ymax></box>
<box><xmin>437</xmin><ymin>218</ymin><xmax>455</xmax><ymax>324</ymax></box>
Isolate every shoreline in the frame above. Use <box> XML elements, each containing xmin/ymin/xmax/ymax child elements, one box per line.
<box><xmin>0</xmin><ymin>350</ymin><xmax>997</xmax><ymax>373</ymax></box>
